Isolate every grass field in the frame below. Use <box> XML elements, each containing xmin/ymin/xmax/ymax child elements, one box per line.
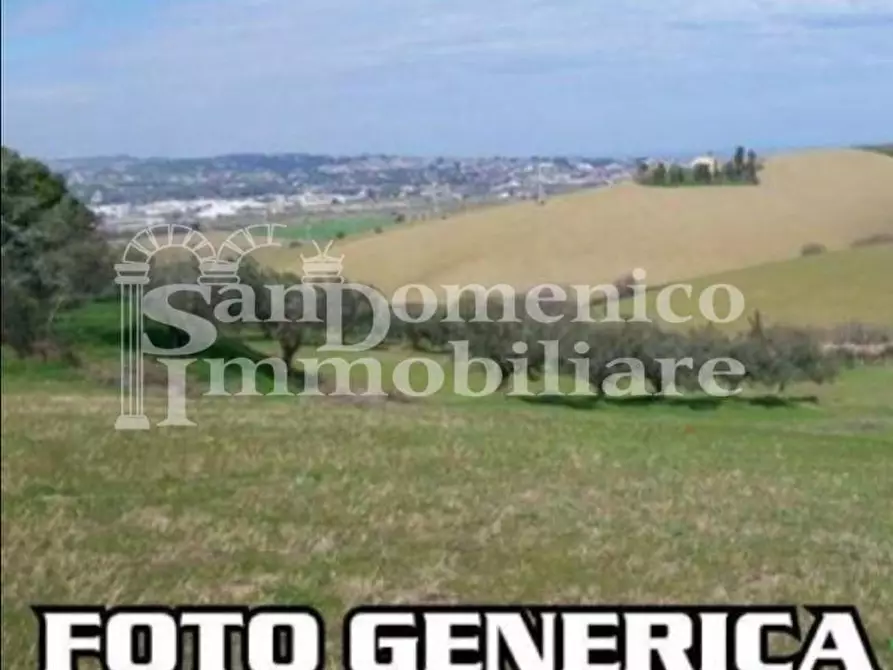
<box><xmin>609</xmin><ymin>244</ymin><xmax>893</xmax><ymax>330</ymax></box>
<box><xmin>2</xmin><ymin>352</ymin><xmax>892</xmax><ymax>666</ymax></box>
<box><xmin>4</xmin><ymin>146</ymin><xmax>893</xmax><ymax>667</ymax></box>
<box><xmin>2</xmin><ymin>291</ymin><xmax>893</xmax><ymax>665</ymax></box>
<box><xmin>272</xmin><ymin>215</ymin><xmax>393</xmax><ymax>243</ymax></box>
<box><xmin>252</xmin><ymin>149</ymin><xmax>893</xmax><ymax>294</ymax></box>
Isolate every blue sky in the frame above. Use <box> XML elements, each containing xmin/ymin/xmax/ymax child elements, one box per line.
<box><xmin>2</xmin><ymin>0</ymin><xmax>892</xmax><ymax>159</ymax></box>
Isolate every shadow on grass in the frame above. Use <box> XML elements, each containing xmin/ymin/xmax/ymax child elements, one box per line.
<box><xmin>517</xmin><ymin>393</ymin><xmax>820</xmax><ymax>412</ymax></box>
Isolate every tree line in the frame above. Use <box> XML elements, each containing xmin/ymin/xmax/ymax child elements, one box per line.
<box><xmin>636</xmin><ymin>146</ymin><xmax>761</xmax><ymax>187</ymax></box>
<box><xmin>3</xmin><ymin>145</ymin><xmax>887</xmax><ymax>399</ymax></box>
<box><xmin>150</xmin><ymin>264</ymin><xmax>851</xmax><ymax>397</ymax></box>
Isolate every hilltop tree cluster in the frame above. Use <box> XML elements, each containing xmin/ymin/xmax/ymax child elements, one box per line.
<box><xmin>637</xmin><ymin>146</ymin><xmax>761</xmax><ymax>187</ymax></box>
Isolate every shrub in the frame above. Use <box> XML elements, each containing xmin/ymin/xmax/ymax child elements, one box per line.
<box><xmin>800</xmin><ymin>242</ymin><xmax>827</xmax><ymax>257</ymax></box>
<box><xmin>612</xmin><ymin>272</ymin><xmax>639</xmax><ymax>299</ymax></box>
<box><xmin>288</xmin><ymin>240</ymin><xmax>302</xmax><ymax>248</ymax></box>
<box><xmin>373</xmin><ymin>226</ymin><xmax>384</xmax><ymax>234</ymax></box>
<box><xmin>825</xmin><ymin>322</ymin><xmax>892</xmax><ymax>345</ymax></box>
<box><xmin>730</xmin><ymin>311</ymin><xmax>838</xmax><ymax>391</ymax></box>
<box><xmin>851</xmin><ymin>233</ymin><xmax>893</xmax><ymax>248</ymax></box>
<box><xmin>334</xmin><ymin>231</ymin><xmax>347</xmax><ymax>240</ymax></box>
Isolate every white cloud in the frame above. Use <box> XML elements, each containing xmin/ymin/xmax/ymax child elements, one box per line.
<box><xmin>91</xmin><ymin>0</ymin><xmax>892</xmax><ymax>82</ymax></box>
<box><xmin>2</xmin><ymin>0</ymin><xmax>890</xmax><ymax>157</ymax></box>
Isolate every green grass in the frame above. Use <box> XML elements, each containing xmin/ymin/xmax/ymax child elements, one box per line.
<box><xmin>2</xmin><ymin>295</ymin><xmax>892</xmax><ymax>667</ymax></box>
<box><xmin>609</xmin><ymin>245</ymin><xmax>893</xmax><ymax>330</ymax></box>
<box><xmin>273</xmin><ymin>215</ymin><xmax>392</xmax><ymax>243</ymax></box>
<box><xmin>2</xmin><ymin>360</ymin><xmax>892</xmax><ymax>667</ymax></box>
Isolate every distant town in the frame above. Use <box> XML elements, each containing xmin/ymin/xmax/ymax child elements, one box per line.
<box><xmin>49</xmin><ymin>152</ymin><xmax>647</xmax><ymax>231</ymax></box>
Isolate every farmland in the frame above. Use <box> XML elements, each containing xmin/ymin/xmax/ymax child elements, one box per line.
<box><xmin>253</xmin><ymin>148</ymin><xmax>893</xmax><ymax>295</ymax></box>
<box><xmin>2</xmin><ymin>145</ymin><xmax>893</xmax><ymax>667</ymax></box>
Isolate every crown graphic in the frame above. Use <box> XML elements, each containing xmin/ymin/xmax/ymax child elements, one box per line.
<box><xmin>300</xmin><ymin>240</ymin><xmax>345</xmax><ymax>284</ymax></box>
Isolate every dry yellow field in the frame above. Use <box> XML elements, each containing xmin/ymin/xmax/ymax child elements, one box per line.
<box><xmin>255</xmin><ymin>148</ymin><xmax>893</xmax><ymax>294</ymax></box>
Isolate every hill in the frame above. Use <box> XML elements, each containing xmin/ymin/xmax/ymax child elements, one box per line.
<box><xmin>620</xmin><ymin>244</ymin><xmax>893</xmax><ymax>330</ymax></box>
<box><xmin>255</xmin><ymin>148</ymin><xmax>893</xmax><ymax>295</ymax></box>
<box><xmin>862</xmin><ymin>144</ymin><xmax>893</xmax><ymax>157</ymax></box>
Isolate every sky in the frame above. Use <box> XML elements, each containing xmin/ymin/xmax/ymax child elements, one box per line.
<box><xmin>1</xmin><ymin>0</ymin><xmax>892</xmax><ymax>160</ymax></box>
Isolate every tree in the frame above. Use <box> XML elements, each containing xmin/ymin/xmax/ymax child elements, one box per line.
<box><xmin>651</xmin><ymin>162</ymin><xmax>668</xmax><ymax>186</ymax></box>
<box><xmin>668</xmin><ymin>164</ymin><xmax>686</xmax><ymax>185</ymax></box>
<box><xmin>733</xmin><ymin>146</ymin><xmax>746</xmax><ymax>177</ymax></box>
<box><xmin>1</xmin><ymin>147</ymin><xmax>113</xmax><ymax>356</ymax></box>
<box><xmin>722</xmin><ymin>160</ymin><xmax>738</xmax><ymax>183</ymax></box>
<box><xmin>692</xmin><ymin>163</ymin><xmax>712</xmax><ymax>184</ymax></box>
<box><xmin>745</xmin><ymin>149</ymin><xmax>759</xmax><ymax>184</ymax></box>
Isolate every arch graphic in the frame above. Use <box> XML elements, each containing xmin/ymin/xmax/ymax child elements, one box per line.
<box><xmin>114</xmin><ymin>222</ymin><xmax>285</xmax><ymax>430</ymax></box>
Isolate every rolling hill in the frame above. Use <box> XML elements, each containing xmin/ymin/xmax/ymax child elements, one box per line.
<box><xmin>620</xmin><ymin>244</ymin><xmax>893</xmax><ymax>330</ymax></box>
<box><xmin>255</xmin><ymin>148</ymin><xmax>893</xmax><ymax>295</ymax></box>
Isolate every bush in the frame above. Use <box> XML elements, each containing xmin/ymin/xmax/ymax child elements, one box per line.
<box><xmin>800</xmin><ymin>242</ymin><xmax>827</xmax><ymax>257</ymax></box>
<box><xmin>612</xmin><ymin>272</ymin><xmax>639</xmax><ymax>299</ymax></box>
<box><xmin>373</xmin><ymin>226</ymin><xmax>384</xmax><ymax>234</ymax></box>
<box><xmin>730</xmin><ymin>311</ymin><xmax>838</xmax><ymax>391</ymax></box>
<box><xmin>334</xmin><ymin>231</ymin><xmax>347</xmax><ymax>240</ymax></box>
<box><xmin>825</xmin><ymin>322</ymin><xmax>892</xmax><ymax>345</ymax></box>
<box><xmin>851</xmin><ymin>233</ymin><xmax>893</xmax><ymax>248</ymax></box>
<box><xmin>460</xmin><ymin>309</ymin><xmax>837</xmax><ymax>397</ymax></box>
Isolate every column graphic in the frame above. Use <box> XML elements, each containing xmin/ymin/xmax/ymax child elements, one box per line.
<box><xmin>113</xmin><ymin>223</ymin><xmax>285</xmax><ymax>430</ymax></box>
<box><xmin>115</xmin><ymin>262</ymin><xmax>151</xmax><ymax>430</ymax></box>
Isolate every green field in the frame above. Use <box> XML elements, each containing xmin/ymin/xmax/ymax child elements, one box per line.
<box><xmin>2</xmin><ymin>297</ymin><xmax>893</xmax><ymax>666</ymax></box>
<box><xmin>272</xmin><ymin>215</ymin><xmax>393</xmax><ymax>243</ymax></box>
<box><xmin>4</xmin><ymin>144</ymin><xmax>893</xmax><ymax>667</ymax></box>
<box><xmin>609</xmin><ymin>244</ymin><xmax>893</xmax><ymax>330</ymax></box>
<box><xmin>3</xmin><ymin>366</ymin><xmax>892</xmax><ymax>666</ymax></box>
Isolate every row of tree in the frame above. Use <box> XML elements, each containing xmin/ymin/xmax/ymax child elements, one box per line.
<box><xmin>1</xmin><ymin>145</ymin><xmax>882</xmax><ymax>399</ymax></box>
<box><xmin>154</xmin><ymin>267</ymin><xmax>845</xmax><ymax>396</ymax></box>
<box><xmin>638</xmin><ymin>146</ymin><xmax>760</xmax><ymax>187</ymax></box>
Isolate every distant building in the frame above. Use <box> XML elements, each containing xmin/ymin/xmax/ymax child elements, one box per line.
<box><xmin>690</xmin><ymin>154</ymin><xmax>720</xmax><ymax>175</ymax></box>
